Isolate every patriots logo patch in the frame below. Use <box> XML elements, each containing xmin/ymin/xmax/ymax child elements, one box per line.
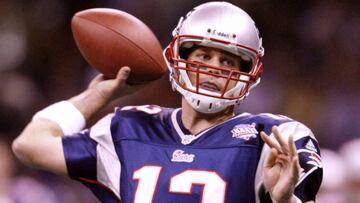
<box><xmin>171</xmin><ymin>149</ymin><xmax>195</xmax><ymax>163</ymax></box>
<box><xmin>307</xmin><ymin>151</ymin><xmax>322</xmax><ymax>168</ymax></box>
<box><xmin>298</xmin><ymin>149</ymin><xmax>323</xmax><ymax>169</ymax></box>
<box><xmin>297</xmin><ymin>148</ymin><xmax>323</xmax><ymax>183</ymax></box>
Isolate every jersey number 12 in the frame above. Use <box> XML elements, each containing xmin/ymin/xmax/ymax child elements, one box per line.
<box><xmin>133</xmin><ymin>165</ymin><xmax>227</xmax><ymax>203</ymax></box>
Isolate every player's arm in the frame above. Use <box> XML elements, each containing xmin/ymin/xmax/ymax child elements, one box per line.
<box><xmin>12</xmin><ymin>67</ymin><xmax>133</xmax><ymax>176</ymax></box>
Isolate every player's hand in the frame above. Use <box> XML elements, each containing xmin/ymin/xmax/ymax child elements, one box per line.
<box><xmin>88</xmin><ymin>66</ymin><xmax>130</xmax><ymax>100</ymax></box>
<box><xmin>260</xmin><ymin>126</ymin><xmax>300</xmax><ymax>203</ymax></box>
<box><xmin>69</xmin><ymin>66</ymin><xmax>144</xmax><ymax>121</ymax></box>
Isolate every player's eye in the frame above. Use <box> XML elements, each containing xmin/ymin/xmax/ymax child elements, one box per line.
<box><xmin>196</xmin><ymin>53</ymin><xmax>211</xmax><ymax>61</ymax></box>
<box><xmin>223</xmin><ymin>59</ymin><xmax>235</xmax><ymax>67</ymax></box>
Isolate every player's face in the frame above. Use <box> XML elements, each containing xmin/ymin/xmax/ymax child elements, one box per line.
<box><xmin>187</xmin><ymin>46</ymin><xmax>242</xmax><ymax>93</ymax></box>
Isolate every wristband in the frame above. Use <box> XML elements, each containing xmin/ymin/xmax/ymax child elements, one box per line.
<box><xmin>32</xmin><ymin>101</ymin><xmax>86</xmax><ymax>135</ymax></box>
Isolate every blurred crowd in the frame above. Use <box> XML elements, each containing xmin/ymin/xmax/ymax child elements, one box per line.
<box><xmin>0</xmin><ymin>0</ymin><xmax>359</xmax><ymax>202</ymax></box>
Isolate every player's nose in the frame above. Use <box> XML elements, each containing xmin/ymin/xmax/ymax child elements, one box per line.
<box><xmin>204</xmin><ymin>59</ymin><xmax>222</xmax><ymax>75</ymax></box>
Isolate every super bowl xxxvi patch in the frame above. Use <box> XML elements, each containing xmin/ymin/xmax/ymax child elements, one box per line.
<box><xmin>231</xmin><ymin>123</ymin><xmax>258</xmax><ymax>140</ymax></box>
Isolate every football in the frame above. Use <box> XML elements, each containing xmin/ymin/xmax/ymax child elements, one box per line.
<box><xmin>71</xmin><ymin>8</ymin><xmax>167</xmax><ymax>84</ymax></box>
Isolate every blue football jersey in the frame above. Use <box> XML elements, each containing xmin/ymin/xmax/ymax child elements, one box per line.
<box><xmin>62</xmin><ymin>105</ymin><xmax>322</xmax><ymax>203</ymax></box>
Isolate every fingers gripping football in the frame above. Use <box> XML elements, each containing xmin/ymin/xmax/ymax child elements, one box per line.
<box><xmin>88</xmin><ymin>67</ymin><xmax>131</xmax><ymax>101</ymax></box>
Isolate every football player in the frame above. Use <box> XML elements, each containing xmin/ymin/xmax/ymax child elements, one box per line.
<box><xmin>12</xmin><ymin>2</ymin><xmax>322</xmax><ymax>203</ymax></box>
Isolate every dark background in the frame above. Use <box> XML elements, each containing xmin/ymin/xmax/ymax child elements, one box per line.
<box><xmin>0</xmin><ymin>0</ymin><xmax>359</xmax><ymax>202</ymax></box>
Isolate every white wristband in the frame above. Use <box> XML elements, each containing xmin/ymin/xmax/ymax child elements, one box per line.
<box><xmin>32</xmin><ymin>101</ymin><xmax>86</xmax><ymax>135</ymax></box>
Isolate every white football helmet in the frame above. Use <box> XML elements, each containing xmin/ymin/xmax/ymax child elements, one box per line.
<box><xmin>164</xmin><ymin>1</ymin><xmax>264</xmax><ymax>114</ymax></box>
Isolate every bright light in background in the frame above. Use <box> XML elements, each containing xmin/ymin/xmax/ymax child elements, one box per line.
<box><xmin>0</xmin><ymin>30</ymin><xmax>26</xmax><ymax>71</ymax></box>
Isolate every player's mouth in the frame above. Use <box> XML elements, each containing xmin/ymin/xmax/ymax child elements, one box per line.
<box><xmin>199</xmin><ymin>82</ymin><xmax>220</xmax><ymax>92</ymax></box>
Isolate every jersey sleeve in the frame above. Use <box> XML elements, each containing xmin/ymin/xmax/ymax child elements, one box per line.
<box><xmin>287</xmin><ymin>122</ymin><xmax>323</xmax><ymax>202</ymax></box>
<box><xmin>62</xmin><ymin>113</ymin><xmax>122</xmax><ymax>202</ymax></box>
<box><xmin>255</xmin><ymin>121</ymin><xmax>323</xmax><ymax>203</ymax></box>
<box><xmin>62</xmin><ymin>129</ymin><xmax>97</xmax><ymax>180</ymax></box>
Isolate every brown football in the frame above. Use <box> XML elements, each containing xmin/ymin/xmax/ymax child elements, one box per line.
<box><xmin>71</xmin><ymin>8</ymin><xmax>167</xmax><ymax>84</ymax></box>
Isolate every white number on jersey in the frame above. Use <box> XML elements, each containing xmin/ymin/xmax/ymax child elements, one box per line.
<box><xmin>121</xmin><ymin>105</ymin><xmax>162</xmax><ymax>114</ymax></box>
<box><xmin>133</xmin><ymin>166</ymin><xmax>227</xmax><ymax>203</ymax></box>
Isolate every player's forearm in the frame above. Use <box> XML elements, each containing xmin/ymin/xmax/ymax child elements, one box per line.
<box><xmin>68</xmin><ymin>88</ymin><xmax>111</xmax><ymax>121</ymax></box>
<box><xmin>11</xmin><ymin>89</ymin><xmax>106</xmax><ymax>174</ymax></box>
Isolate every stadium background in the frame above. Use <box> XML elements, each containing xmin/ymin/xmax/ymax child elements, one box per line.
<box><xmin>0</xmin><ymin>0</ymin><xmax>358</xmax><ymax>202</ymax></box>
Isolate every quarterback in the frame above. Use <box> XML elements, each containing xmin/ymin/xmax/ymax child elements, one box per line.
<box><xmin>12</xmin><ymin>2</ymin><xmax>322</xmax><ymax>203</ymax></box>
